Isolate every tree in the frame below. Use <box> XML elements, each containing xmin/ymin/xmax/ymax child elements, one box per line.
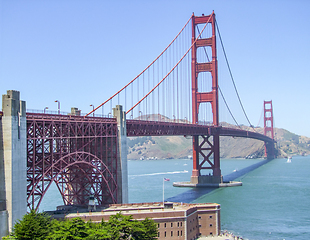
<box><xmin>12</xmin><ymin>210</ymin><xmax>51</xmax><ymax>240</ymax></box>
<box><xmin>47</xmin><ymin>218</ymin><xmax>90</xmax><ymax>240</ymax></box>
<box><xmin>3</xmin><ymin>212</ymin><xmax>158</xmax><ymax>240</ymax></box>
<box><xmin>85</xmin><ymin>221</ymin><xmax>111</xmax><ymax>240</ymax></box>
<box><xmin>104</xmin><ymin>213</ymin><xmax>158</xmax><ymax>240</ymax></box>
<box><xmin>140</xmin><ymin>218</ymin><xmax>158</xmax><ymax>240</ymax></box>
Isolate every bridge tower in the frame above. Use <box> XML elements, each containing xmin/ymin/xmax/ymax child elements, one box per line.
<box><xmin>191</xmin><ymin>12</ymin><xmax>222</xmax><ymax>184</ymax></box>
<box><xmin>264</xmin><ymin>100</ymin><xmax>275</xmax><ymax>159</ymax></box>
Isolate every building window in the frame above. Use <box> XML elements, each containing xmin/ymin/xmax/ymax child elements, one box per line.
<box><xmin>165</xmin><ymin>231</ymin><xmax>166</xmax><ymax>237</ymax></box>
<box><xmin>164</xmin><ymin>223</ymin><xmax>166</xmax><ymax>228</ymax></box>
<box><xmin>171</xmin><ymin>222</ymin><xmax>173</xmax><ymax>227</ymax></box>
<box><xmin>209</xmin><ymin>215</ymin><xmax>213</xmax><ymax>219</ymax></box>
<box><xmin>177</xmin><ymin>222</ymin><xmax>179</xmax><ymax>227</ymax></box>
<box><xmin>181</xmin><ymin>222</ymin><xmax>182</xmax><ymax>227</ymax></box>
<box><xmin>158</xmin><ymin>223</ymin><xmax>160</xmax><ymax>228</ymax></box>
<box><xmin>210</xmin><ymin>224</ymin><xmax>213</xmax><ymax>227</ymax></box>
<box><xmin>171</xmin><ymin>231</ymin><xmax>173</xmax><ymax>237</ymax></box>
<box><xmin>198</xmin><ymin>216</ymin><xmax>202</xmax><ymax>219</ymax></box>
<box><xmin>158</xmin><ymin>232</ymin><xmax>160</xmax><ymax>237</ymax></box>
<box><xmin>181</xmin><ymin>230</ymin><xmax>183</xmax><ymax>236</ymax></box>
<box><xmin>199</xmin><ymin>224</ymin><xmax>202</xmax><ymax>228</ymax></box>
<box><xmin>210</xmin><ymin>232</ymin><xmax>213</xmax><ymax>235</ymax></box>
<box><xmin>178</xmin><ymin>231</ymin><xmax>179</xmax><ymax>236</ymax></box>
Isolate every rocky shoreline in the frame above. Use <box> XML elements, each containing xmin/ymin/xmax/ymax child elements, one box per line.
<box><xmin>199</xmin><ymin>230</ymin><xmax>245</xmax><ymax>240</ymax></box>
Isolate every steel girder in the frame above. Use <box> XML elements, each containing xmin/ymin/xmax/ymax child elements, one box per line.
<box><xmin>126</xmin><ymin>120</ymin><xmax>274</xmax><ymax>143</ymax></box>
<box><xmin>126</xmin><ymin>120</ymin><xmax>214</xmax><ymax>136</ymax></box>
<box><xmin>126</xmin><ymin>120</ymin><xmax>275</xmax><ymax>161</ymax></box>
<box><xmin>26</xmin><ymin>113</ymin><xmax>118</xmax><ymax>210</ymax></box>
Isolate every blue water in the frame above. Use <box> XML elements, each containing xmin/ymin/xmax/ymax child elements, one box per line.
<box><xmin>192</xmin><ymin>156</ymin><xmax>310</xmax><ymax>240</ymax></box>
<box><xmin>40</xmin><ymin>156</ymin><xmax>310</xmax><ymax>240</ymax></box>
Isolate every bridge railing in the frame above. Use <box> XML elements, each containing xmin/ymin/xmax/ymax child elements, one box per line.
<box><xmin>26</xmin><ymin>109</ymin><xmax>111</xmax><ymax>118</ymax></box>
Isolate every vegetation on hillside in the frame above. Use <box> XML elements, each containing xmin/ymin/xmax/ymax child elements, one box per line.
<box><xmin>3</xmin><ymin>211</ymin><xmax>158</xmax><ymax>240</ymax></box>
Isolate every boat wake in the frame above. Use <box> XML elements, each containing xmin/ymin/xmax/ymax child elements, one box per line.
<box><xmin>130</xmin><ymin>170</ymin><xmax>188</xmax><ymax>177</ymax></box>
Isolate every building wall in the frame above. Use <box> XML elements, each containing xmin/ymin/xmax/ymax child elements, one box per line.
<box><xmin>157</xmin><ymin>217</ymin><xmax>186</xmax><ymax>240</ymax></box>
<box><xmin>66</xmin><ymin>202</ymin><xmax>221</xmax><ymax>240</ymax></box>
<box><xmin>197</xmin><ymin>206</ymin><xmax>221</xmax><ymax>237</ymax></box>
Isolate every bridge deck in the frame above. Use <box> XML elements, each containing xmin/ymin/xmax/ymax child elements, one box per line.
<box><xmin>126</xmin><ymin>120</ymin><xmax>275</xmax><ymax>143</ymax></box>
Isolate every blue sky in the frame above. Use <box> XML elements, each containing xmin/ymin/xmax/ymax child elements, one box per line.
<box><xmin>1</xmin><ymin>0</ymin><xmax>310</xmax><ymax>137</ymax></box>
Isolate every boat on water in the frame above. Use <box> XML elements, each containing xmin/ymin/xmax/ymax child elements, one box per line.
<box><xmin>287</xmin><ymin>156</ymin><xmax>292</xmax><ymax>163</ymax></box>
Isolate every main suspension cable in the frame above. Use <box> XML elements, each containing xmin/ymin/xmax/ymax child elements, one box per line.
<box><xmin>256</xmin><ymin>105</ymin><xmax>264</xmax><ymax>127</ymax></box>
<box><xmin>215</xmin><ymin>19</ymin><xmax>254</xmax><ymax>129</ymax></box>
<box><xmin>219</xmin><ymin>86</ymin><xmax>240</xmax><ymax>128</ymax></box>
<box><xmin>127</xmin><ymin>14</ymin><xmax>213</xmax><ymax>115</ymax></box>
<box><xmin>197</xmin><ymin>25</ymin><xmax>240</xmax><ymax>128</ymax></box>
<box><xmin>85</xmin><ymin>15</ymin><xmax>193</xmax><ymax>117</ymax></box>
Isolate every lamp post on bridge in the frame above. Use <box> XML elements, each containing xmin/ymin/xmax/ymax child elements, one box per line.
<box><xmin>55</xmin><ymin>100</ymin><xmax>60</xmax><ymax>114</ymax></box>
<box><xmin>44</xmin><ymin>107</ymin><xmax>48</xmax><ymax>114</ymax></box>
<box><xmin>90</xmin><ymin>104</ymin><xmax>95</xmax><ymax>117</ymax></box>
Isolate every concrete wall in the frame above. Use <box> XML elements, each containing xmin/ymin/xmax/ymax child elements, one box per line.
<box><xmin>0</xmin><ymin>210</ymin><xmax>8</xmax><ymax>237</ymax></box>
<box><xmin>113</xmin><ymin>105</ymin><xmax>128</xmax><ymax>203</ymax></box>
<box><xmin>1</xmin><ymin>90</ymin><xmax>27</xmax><ymax>232</ymax></box>
<box><xmin>0</xmin><ymin>110</ymin><xmax>9</xmax><ymax>238</ymax></box>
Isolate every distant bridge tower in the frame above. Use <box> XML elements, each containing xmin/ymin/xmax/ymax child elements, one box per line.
<box><xmin>263</xmin><ymin>100</ymin><xmax>275</xmax><ymax>159</ymax></box>
<box><xmin>191</xmin><ymin>12</ymin><xmax>222</xmax><ymax>184</ymax></box>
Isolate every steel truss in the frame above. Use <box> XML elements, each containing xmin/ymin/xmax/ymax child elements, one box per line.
<box><xmin>26</xmin><ymin>113</ymin><xmax>118</xmax><ymax>210</ymax></box>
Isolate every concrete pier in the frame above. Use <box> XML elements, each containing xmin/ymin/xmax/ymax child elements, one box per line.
<box><xmin>0</xmin><ymin>90</ymin><xmax>27</xmax><ymax>234</ymax></box>
<box><xmin>113</xmin><ymin>105</ymin><xmax>128</xmax><ymax>203</ymax></box>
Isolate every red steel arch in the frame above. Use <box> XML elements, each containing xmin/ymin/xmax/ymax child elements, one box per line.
<box><xmin>26</xmin><ymin>113</ymin><xmax>118</xmax><ymax>210</ymax></box>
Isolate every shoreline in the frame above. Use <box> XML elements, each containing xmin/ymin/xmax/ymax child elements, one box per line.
<box><xmin>198</xmin><ymin>231</ymin><xmax>245</xmax><ymax>240</ymax></box>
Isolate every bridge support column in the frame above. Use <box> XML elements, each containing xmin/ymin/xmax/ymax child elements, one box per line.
<box><xmin>113</xmin><ymin>105</ymin><xmax>128</xmax><ymax>203</ymax></box>
<box><xmin>191</xmin><ymin>133</ymin><xmax>222</xmax><ymax>185</ymax></box>
<box><xmin>191</xmin><ymin>135</ymin><xmax>200</xmax><ymax>181</ymax></box>
<box><xmin>0</xmin><ymin>90</ymin><xmax>27</xmax><ymax>232</ymax></box>
<box><xmin>190</xmin><ymin>13</ymin><xmax>222</xmax><ymax>185</ymax></box>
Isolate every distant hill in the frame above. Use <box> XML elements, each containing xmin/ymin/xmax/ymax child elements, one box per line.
<box><xmin>127</xmin><ymin>123</ymin><xmax>310</xmax><ymax>160</ymax></box>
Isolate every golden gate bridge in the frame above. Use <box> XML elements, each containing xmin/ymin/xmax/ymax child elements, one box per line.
<box><xmin>0</xmin><ymin>12</ymin><xmax>276</xmax><ymax>217</ymax></box>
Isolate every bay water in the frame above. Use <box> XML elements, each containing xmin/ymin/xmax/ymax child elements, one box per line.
<box><xmin>40</xmin><ymin>156</ymin><xmax>310</xmax><ymax>240</ymax></box>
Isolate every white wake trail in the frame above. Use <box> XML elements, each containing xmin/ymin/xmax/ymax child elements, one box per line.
<box><xmin>130</xmin><ymin>170</ymin><xmax>188</xmax><ymax>177</ymax></box>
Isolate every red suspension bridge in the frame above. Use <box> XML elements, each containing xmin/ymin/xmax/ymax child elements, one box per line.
<box><xmin>5</xmin><ymin>12</ymin><xmax>276</xmax><ymax>210</ymax></box>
